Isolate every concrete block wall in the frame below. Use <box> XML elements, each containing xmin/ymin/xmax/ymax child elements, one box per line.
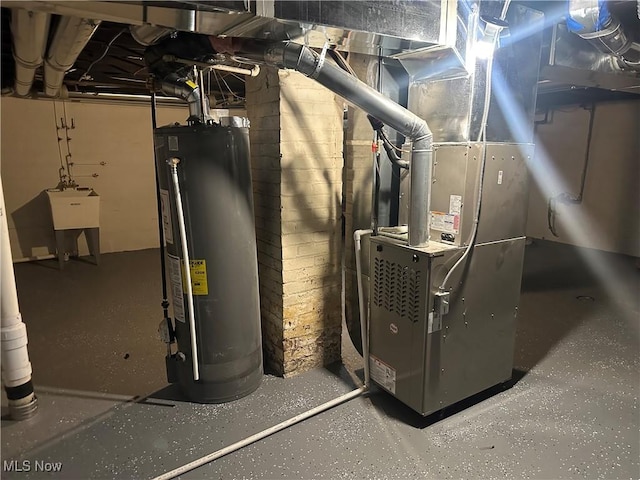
<box><xmin>246</xmin><ymin>67</ymin><xmax>343</xmax><ymax>377</ymax></box>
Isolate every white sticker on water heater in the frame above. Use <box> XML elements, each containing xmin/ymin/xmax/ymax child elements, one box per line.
<box><xmin>159</xmin><ymin>189</ymin><xmax>173</xmax><ymax>245</ymax></box>
<box><xmin>168</xmin><ymin>254</ymin><xmax>185</xmax><ymax>323</ymax></box>
<box><xmin>498</xmin><ymin>170</ymin><xmax>504</xmax><ymax>185</ymax></box>
<box><xmin>369</xmin><ymin>355</ymin><xmax>396</xmax><ymax>394</ymax></box>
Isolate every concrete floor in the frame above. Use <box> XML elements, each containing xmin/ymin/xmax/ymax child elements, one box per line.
<box><xmin>2</xmin><ymin>240</ymin><xmax>638</xmax><ymax>479</ymax></box>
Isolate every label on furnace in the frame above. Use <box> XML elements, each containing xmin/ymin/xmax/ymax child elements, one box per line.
<box><xmin>167</xmin><ymin>254</ymin><xmax>185</xmax><ymax>323</ymax></box>
<box><xmin>449</xmin><ymin>194</ymin><xmax>462</xmax><ymax>215</ymax></box>
<box><xmin>369</xmin><ymin>355</ymin><xmax>396</xmax><ymax>394</ymax></box>
<box><xmin>430</xmin><ymin>211</ymin><xmax>460</xmax><ymax>234</ymax></box>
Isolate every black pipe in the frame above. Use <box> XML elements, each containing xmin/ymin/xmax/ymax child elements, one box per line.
<box><xmin>150</xmin><ymin>90</ymin><xmax>173</xmax><ymax>339</ymax></box>
<box><xmin>238</xmin><ymin>40</ymin><xmax>433</xmax><ymax>246</ymax></box>
<box><xmin>379</xmin><ymin>129</ymin><xmax>409</xmax><ymax>170</ymax></box>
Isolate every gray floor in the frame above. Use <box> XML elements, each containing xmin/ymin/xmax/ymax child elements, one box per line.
<box><xmin>2</xmin><ymin>240</ymin><xmax>639</xmax><ymax>479</ymax></box>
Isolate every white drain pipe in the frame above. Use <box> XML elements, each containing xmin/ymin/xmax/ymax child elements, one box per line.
<box><xmin>151</xmin><ymin>229</ymin><xmax>374</xmax><ymax>479</ymax></box>
<box><xmin>153</xmin><ymin>386</ymin><xmax>366</xmax><ymax>480</ymax></box>
<box><xmin>0</xmin><ymin>176</ymin><xmax>37</xmax><ymax>420</ymax></box>
<box><xmin>168</xmin><ymin>158</ymin><xmax>200</xmax><ymax>381</ymax></box>
<box><xmin>354</xmin><ymin>229</ymin><xmax>373</xmax><ymax>387</ymax></box>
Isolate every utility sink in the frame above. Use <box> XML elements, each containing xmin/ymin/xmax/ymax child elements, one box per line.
<box><xmin>46</xmin><ymin>187</ymin><xmax>100</xmax><ymax>230</ymax></box>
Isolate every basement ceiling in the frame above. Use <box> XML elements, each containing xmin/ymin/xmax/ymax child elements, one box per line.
<box><xmin>1</xmin><ymin>2</ymin><xmax>639</xmax><ymax>108</ymax></box>
<box><xmin>0</xmin><ymin>7</ymin><xmax>247</xmax><ymax>106</ymax></box>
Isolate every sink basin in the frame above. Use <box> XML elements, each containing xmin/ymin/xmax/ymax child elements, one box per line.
<box><xmin>46</xmin><ymin>188</ymin><xmax>100</xmax><ymax>230</ymax></box>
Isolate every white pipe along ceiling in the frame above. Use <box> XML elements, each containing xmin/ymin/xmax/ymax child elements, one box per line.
<box><xmin>9</xmin><ymin>9</ymin><xmax>50</xmax><ymax>97</ymax></box>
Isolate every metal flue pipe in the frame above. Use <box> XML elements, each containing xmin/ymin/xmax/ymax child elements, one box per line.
<box><xmin>235</xmin><ymin>40</ymin><xmax>433</xmax><ymax>246</ymax></box>
<box><xmin>44</xmin><ymin>16</ymin><xmax>101</xmax><ymax>97</ymax></box>
<box><xmin>10</xmin><ymin>9</ymin><xmax>50</xmax><ymax>97</ymax></box>
<box><xmin>159</xmin><ymin>73</ymin><xmax>211</xmax><ymax>123</ymax></box>
<box><xmin>1</xmin><ymin>176</ymin><xmax>37</xmax><ymax>420</ymax></box>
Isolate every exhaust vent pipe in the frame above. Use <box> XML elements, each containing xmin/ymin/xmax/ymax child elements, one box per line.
<box><xmin>159</xmin><ymin>73</ymin><xmax>212</xmax><ymax>124</ymax></box>
<box><xmin>567</xmin><ymin>0</ymin><xmax>640</xmax><ymax>70</ymax></box>
<box><xmin>44</xmin><ymin>16</ymin><xmax>101</xmax><ymax>97</ymax></box>
<box><xmin>235</xmin><ymin>40</ymin><xmax>433</xmax><ymax>246</ymax></box>
<box><xmin>10</xmin><ymin>9</ymin><xmax>50</xmax><ymax>97</ymax></box>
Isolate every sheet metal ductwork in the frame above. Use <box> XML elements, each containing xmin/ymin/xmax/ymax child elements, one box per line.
<box><xmin>567</xmin><ymin>0</ymin><xmax>640</xmax><ymax>70</ymax></box>
<box><xmin>44</xmin><ymin>16</ymin><xmax>101</xmax><ymax>97</ymax></box>
<box><xmin>9</xmin><ymin>9</ymin><xmax>50</xmax><ymax>97</ymax></box>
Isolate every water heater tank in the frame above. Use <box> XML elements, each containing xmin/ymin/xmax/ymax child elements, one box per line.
<box><xmin>154</xmin><ymin>119</ymin><xmax>263</xmax><ymax>403</ymax></box>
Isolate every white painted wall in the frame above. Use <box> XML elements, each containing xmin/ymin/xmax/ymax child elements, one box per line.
<box><xmin>526</xmin><ymin>101</ymin><xmax>640</xmax><ymax>257</ymax></box>
<box><xmin>1</xmin><ymin>96</ymin><xmax>188</xmax><ymax>259</ymax></box>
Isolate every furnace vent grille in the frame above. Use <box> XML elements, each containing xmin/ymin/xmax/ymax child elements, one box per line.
<box><xmin>373</xmin><ymin>257</ymin><xmax>422</xmax><ymax>322</ymax></box>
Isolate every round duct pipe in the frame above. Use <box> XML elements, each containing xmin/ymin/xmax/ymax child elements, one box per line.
<box><xmin>130</xmin><ymin>24</ymin><xmax>173</xmax><ymax>46</ymax></box>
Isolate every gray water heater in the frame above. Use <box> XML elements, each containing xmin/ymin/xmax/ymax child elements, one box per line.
<box><xmin>154</xmin><ymin>119</ymin><xmax>263</xmax><ymax>403</ymax></box>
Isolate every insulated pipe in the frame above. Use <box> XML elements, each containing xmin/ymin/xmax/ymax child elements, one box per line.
<box><xmin>1</xmin><ymin>177</ymin><xmax>37</xmax><ymax>420</ymax></box>
<box><xmin>44</xmin><ymin>16</ymin><xmax>101</xmax><ymax>97</ymax></box>
<box><xmin>235</xmin><ymin>40</ymin><xmax>433</xmax><ymax>246</ymax></box>
<box><xmin>10</xmin><ymin>9</ymin><xmax>50</xmax><ymax>97</ymax></box>
<box><xmin>168</xmin><ymin>159</ymin><xmax>200</xmax><ymax>381</ymax></box>
<box><xmin>160</xmin><ymin>73</ymin><xmax>211</xmax><ymax>122</ymax></box>
<box><xmin>354</xmin><ymin>229</ymin><xmax>373</xmax><ymax>388</ymax></box>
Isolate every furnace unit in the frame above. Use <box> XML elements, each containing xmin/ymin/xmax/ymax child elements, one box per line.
<box><xmin>367</xmin><ymin>142</ymin><xmax>532</xmax><ymax>415</ymax></box>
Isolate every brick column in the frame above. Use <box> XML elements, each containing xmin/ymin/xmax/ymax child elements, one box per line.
<box><xmin>246</xmin><ymin>67</ymin><xmax>343</xmax><ymax>377</ymax></box>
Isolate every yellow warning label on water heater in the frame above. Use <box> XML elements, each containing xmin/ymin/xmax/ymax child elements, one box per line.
<box><xmin>181</xmin><ymin>259</ymin><xmax>209</xmax><ymax>296</ymax></box>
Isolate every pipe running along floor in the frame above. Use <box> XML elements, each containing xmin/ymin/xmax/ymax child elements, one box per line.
<box><xmin>1</xmin><ymin>240</ymin><xmax>638</xmax><ymax>479</ymax></box>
